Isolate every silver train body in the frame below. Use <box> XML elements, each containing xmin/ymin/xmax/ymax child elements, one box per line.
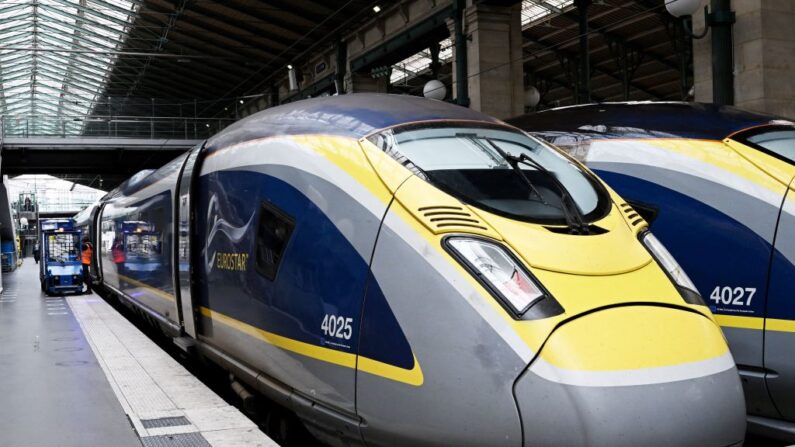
<box><xmin>75</xmin><ymin>95</ymin><xmax>746</xmax><ymax>446</ymax></box>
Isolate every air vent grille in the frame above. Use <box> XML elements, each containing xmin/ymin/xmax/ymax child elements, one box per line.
<box><xmin>619</xmin><ymin>202</ymin><xmax>645</xmax><ymax>227</ymax></box>
<box><xmin>417</xmin><ymin>205</ymin><xmax>490</xmax><ymax>233</ymax></box>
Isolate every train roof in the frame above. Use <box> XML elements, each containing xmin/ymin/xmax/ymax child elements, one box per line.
<box><xmin>508</xmin><ymin>101</ymin><xmax>793</xmax><ymax>140</ymax></box>
<box><xmin>205</xmin><ymin>93</ymin><xmax>503</xmax><ymax>151</ymax></box>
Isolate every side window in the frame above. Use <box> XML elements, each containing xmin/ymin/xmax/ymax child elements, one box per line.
<box><xmin>255</xmin><ymin>202</ymin><xmax>295</xmax><ymax>281</ymax></box>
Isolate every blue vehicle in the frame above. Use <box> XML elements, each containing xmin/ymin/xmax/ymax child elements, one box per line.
<box><xmin>39</xmin><ymin>218</ymin><xmax>84</xmax><ymax>295</ymax></box>
<box><xmin>511</xmin><ymin>102</ymin><xmax>795</xmax><ymax>441</ymax></box>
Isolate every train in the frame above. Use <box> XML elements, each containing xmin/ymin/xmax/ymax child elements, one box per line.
<box><xmin>75</xmin><ymin>94</ymin><xmax>745</xmax><ymax>446</ymax></box>
<box><xmin>511</xmin><ymin>101</ymin><xmax>795</xmax><ymax>441</ymax></box>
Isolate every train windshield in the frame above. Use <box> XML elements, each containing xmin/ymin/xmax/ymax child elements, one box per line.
<box><xmin>369</xmin><ymin>124</ymin><xmax>610</xmax><ymax>225</ymax></box>
<box><xmin>734</xmin><ymin>125</ymin><xmax>795</xmax><ymax>164</ymax></box>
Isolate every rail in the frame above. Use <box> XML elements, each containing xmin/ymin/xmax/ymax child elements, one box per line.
<box><xmin>0</xmin><ymin>115</ymin><xmax>237</xmax><ymax>139</ymax></box>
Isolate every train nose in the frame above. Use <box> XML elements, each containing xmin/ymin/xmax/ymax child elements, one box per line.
<box><xmin>514</xmin><ymin>305</ymin><xmax>746</xmax><ymax>447</ymax></box>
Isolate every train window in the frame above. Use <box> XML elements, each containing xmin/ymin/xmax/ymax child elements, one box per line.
<box><xmin>747</xmin><ymin>130</ymin><xmax>795</xmax><ymax>163</ymax></box>
<box><xmin>255</xmin><ymin>202</ymin><xmax>295</xmax><ymax>281</ymax></box>
<box><xmin>732</xmin><ymin>125</ymin><xmax>795</xmax><ymax>164</ymax></box>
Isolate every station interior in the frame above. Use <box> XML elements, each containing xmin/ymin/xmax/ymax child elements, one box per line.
<box><xmin>0</xmin><ymin>1</ymin><xmax>794</xmax><ymax>446</ymax></box>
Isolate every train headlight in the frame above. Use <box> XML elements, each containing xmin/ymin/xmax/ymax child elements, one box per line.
<box><xmin>641</xmin><ymin>232</ymin><xmax>704</xmax><ymax>305</ymax></box>
<box><xmin>445</xmin><ymin>237</ymin><xmax>545</xmax><ymax>316</ymax></box>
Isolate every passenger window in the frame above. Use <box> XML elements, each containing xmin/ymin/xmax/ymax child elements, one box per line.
<box><xmin>255</xmin><ymin>202</ymin><xmax>295</xmax><ymax>281</ymax></box>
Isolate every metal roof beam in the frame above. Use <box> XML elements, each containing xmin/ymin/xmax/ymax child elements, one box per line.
<box><xmin>524</xmin><ymin>37</ymin><xmax>663</xmax><ymax>99</ymax></box>
<box><xmin>534</xmin><ymin>6</ymin><xmax>679</xmax><ymax>72</ymax></box>
<box><xmin>46</xmin><ymin>0</ymin><xmax>136</xmax><ymax>29</ymax></box>
<box><xmin>109</xmin><ymin>61</ymin><xmax>230</xmax><ymax>93</ymax></box>
<box><xmin>36</xmin><ymin>10</ymin><xmax>126</xmax><ymax>46</ymax></box>
<box><xmin>186</xmin><ymin>2</ymin><xmax>304</xmax><ymax>42</ymax></box>
<box><xmin>525</xmin><ymin>0</ymin><xmax>562</xmax><ymax>14</ymax></box>
<box><xmin>86</xmin><ymin>0</ymin><xmax>140</xmax><ymax>18</ymax></box>
<box><xmin>37</xmin><ymin>53</ymin><xmax>110</xmax><ymax>80</ymax></box>
<box><xmin>33</xmin><ymin>71</ymin><xmax>100</xmax><ymax>98</ymax></box>
<box><xmin>0</xmin><ymin>4</ymin><xmax>32</xmax><ymax>18</ymax></box>
<box><xmin>34</xmin><ymin>59</ymin><xmax>107</xmax><ymax>86</ymax></box>
<box><xmin>0</xmin><ymin>31</ymin><xmax>34</xmax><ymax>46</ymax></box>
<box><xmin>35</xmin><ymin>21</ymin><xmax>119</xmax><ymax>51</ymax></box>
<box><xmin>132</xmin><ymin>10</ymin><xmax>283</xmax><ymax>61</ymax></box>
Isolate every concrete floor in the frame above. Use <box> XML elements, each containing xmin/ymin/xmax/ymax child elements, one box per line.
<box><xmin>0</xmin><ymin>260</ymin><xmax>142</xmax><ymax>447</ymax></box>
<box><xmin>0</xmin><ymin>258</ymin><xmax>274</xmax><ymax>447</ymax></box>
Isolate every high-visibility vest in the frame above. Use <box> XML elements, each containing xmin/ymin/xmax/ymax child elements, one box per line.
<box><xmin>82</xmin><ymin>243</ymin><xmax>93</xmax><ymax>265</ymax></box>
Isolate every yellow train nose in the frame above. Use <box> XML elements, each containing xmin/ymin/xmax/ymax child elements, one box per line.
<box><xmin>515</xmin><ymin>305</ymin><xmax>746</xmax><ymax>447</ymax></box>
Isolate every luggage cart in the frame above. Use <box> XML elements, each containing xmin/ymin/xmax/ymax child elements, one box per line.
<box><xmin>39</xmin><ymin>219</ymin><xmax>84</xmax><ymax>295</ymax></box>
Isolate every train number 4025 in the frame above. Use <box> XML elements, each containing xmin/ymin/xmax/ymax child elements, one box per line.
<box><xmin>709</xmin><ymin>286</ymin><xmax>756</xmax><ymax>307</ymax></box>
<box><xmin>321</xmin><ymin>314</ymin><xmax>353</xmax><ymax>340</ymax></box>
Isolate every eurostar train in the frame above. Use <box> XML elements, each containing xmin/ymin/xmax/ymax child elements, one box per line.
<box><xmin>511</xmin><ymin>101</ymin><xmax>795</xmax><ymax>440</ymax></box>
<box><xmin>75</xmin><ymin>95</ymin><xmax>745</xmax><ymax>447</ymax></box>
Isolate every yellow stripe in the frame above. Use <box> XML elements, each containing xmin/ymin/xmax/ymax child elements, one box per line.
<box><xmin>118</xmin><ymin>273</ymin><xmax>176</xmax><ymax>302</ymax></box>
<box><xmin>714</xmin><ymin>315</ymin><xmax>795</xmax><ymax>333</ymax></box>
<box><xmin>766</xmin><ymin>318</ymin><xmax>795</xmax><ymax>333</ymax></box>
<box><xmin>199</xmin><ymin>306</ymin><xmax>424</xmax><ymax>386</ymax></box>
<box><xmin>714</xmin><ymin>314</ymin><xmax>764</xmax><ymax>330</ymax></box>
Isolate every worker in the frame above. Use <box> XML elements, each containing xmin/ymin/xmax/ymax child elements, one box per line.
<box><xmin>81</xmin><ymin>237</ymin><xmax>93</xmax><ymax>294</ymax></box>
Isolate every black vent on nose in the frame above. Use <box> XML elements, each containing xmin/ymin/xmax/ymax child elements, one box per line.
<box><xmin>418</xmin><ymin>206</ymin><xmax>489</xmax><ymax>231</ymax></box>
<box><xmin>620</xmin><ymin>202</ymin><xmax>646</xmax><ymax>227</ymax></box>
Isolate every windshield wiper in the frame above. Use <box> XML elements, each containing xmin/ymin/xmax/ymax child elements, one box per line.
<box><xmin>481</xmin><ymin>138</ymin><xmax>549</xmax><ymax>206</ymax></box>
<box><xmin>504</xmin><ymin>151</ymin><xmax>591</xmax><ymax>235</ymax></box>
<box><xmin>484</xmin><ymin>139</ymin><xmax>587</xmax><ymax>234</ymax></box>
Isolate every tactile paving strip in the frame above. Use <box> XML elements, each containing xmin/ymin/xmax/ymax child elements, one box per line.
<box><xmin>141</xmin><ymin>416</ymin><xmax>192</xmax><ymax>429</ymax></box>
<box><xmin>140</xmin><ymin>433</ymin><xmax>211</xmax><ymax>447</ymax></box>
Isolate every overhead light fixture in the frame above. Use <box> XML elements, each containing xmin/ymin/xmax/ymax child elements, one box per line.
<box><xmin>205</xmin><ymin>123</ymin><xmax>210</xmax><ymax>128</ymax></box>
<box><xmin>373</xmin><ymin>5</ymin><xmax>381</xmax><ymax>13</ymax></box>
<box><xmin>239</xmin><ymin>100</ymin><xmax>244</xmax><ymax>104</ymax></box>
<box><xmin>287</xmin><ymin>64</ymin><xmax>293</xmax><ymax>70</ymax></box>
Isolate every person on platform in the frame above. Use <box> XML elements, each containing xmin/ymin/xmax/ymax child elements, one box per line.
<box><xmin>33</xmin><ymin>241</ymin><xmax>40</xmax><ymax>264</ymax></box>
<box><xmin>81</xmin><ymin>237</ymin><xmax>93</xmax><ymax>294</ymax></box>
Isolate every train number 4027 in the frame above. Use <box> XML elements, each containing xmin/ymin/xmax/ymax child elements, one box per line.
<box><xmin>321</xmin><ymin>314</ymin><xmax>353</xmax><ymax>340</ymax></box>
<box><xmin>709</xmin><ymin>286</ymin><xmax>756</xmax><ymax>307</ymax></box>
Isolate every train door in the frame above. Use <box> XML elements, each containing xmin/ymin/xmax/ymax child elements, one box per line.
<box><xmin>765</xmin><ymin>177</ymin><xmax>795</xmax><ymax>420</ymax></box>
<box><xmin>91</xmin><ymin>204</ymin><xmax>105</xmax><ymax>283</ymax></box>
<box><xmin>174</xmin><ymin>146</ymin><xmax>202</xmax><ymax>338</ymax></box>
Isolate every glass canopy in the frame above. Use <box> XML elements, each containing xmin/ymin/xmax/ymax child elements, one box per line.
<box><xmin>0</xmin><ymin>0</ymin><xmax>139</xmax><ymax>136</ymax></box>
<box><xmin>390</xmin><ymin>0</ymin><xmax>574</xmax><ymax>86</ymax></box>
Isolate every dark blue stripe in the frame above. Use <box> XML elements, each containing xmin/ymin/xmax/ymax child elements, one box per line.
<box><xmin>195</xmin><ymin>170</ymin><xmax>414</xmax><ymax>369</ymax></box>
<box><xmin>596</xmin><ymin>171</ymin><xmax>773</xmax><ymax>318</ymax></box>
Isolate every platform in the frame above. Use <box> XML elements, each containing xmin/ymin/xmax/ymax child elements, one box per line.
<box><xmin>0</xmin><ymin>260</ymin><xmax>276</xmax><ymax>447</ymax></box>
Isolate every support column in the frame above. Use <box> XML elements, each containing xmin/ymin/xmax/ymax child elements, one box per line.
<box><xmin>448</xmin><ymin>1</ymin><xmax>524</xmax><ymax>119</ymax></box>
<box><xmin>694</xmin><ymin>0</ymin><xmax>794</xmax><ymax>118</ymax></box>
<box><xmin>575</xmin><ymin>0</ymin><xmax>591</xmax><ymax>104</ymax></box>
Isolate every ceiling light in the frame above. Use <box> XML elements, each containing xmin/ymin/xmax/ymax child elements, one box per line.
<box><xmin>287</xmin><ymin>64</ymin><xmax>293</xmax><ymax>70</ymax></box>
<box><xmin>373</xmin><ymin>5</ymin><xmax>381</xmax><ymax>13</ymax></box>
<box><xmin>239</xmin><ymin>100</ymin><xmax>244</xmax><ymax>104</ymax></box>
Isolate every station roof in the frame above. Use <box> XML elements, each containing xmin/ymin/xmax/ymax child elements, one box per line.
<box><xmin>0</xmin><ymin>1</ymin><xmax>690</xmax><ymax>135</ymax></box>
<box><xmin>0</xmin><ymin>0</ymin><xmax>139</xmax><ymax>136</ymax></box>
